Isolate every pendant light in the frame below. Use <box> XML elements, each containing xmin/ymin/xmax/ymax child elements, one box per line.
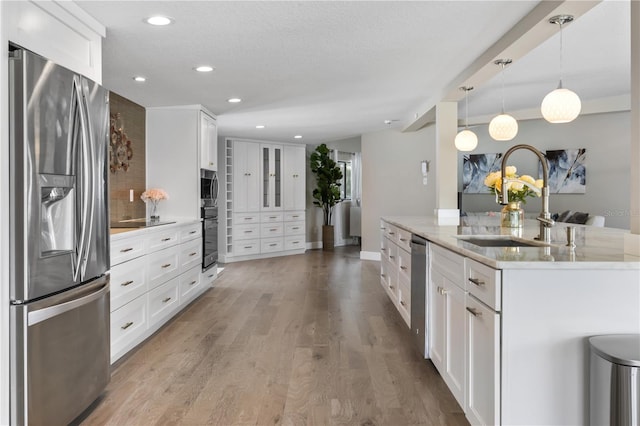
<box><xmin>489</xmin><ymin>59</ymin><xmax>518</xmax><ymax>141</ymax></box>
<box><xmin>454</xmin><ymin>86</ymin><xmax>478</xmax><ymax>152</ymax></box>
<box><xmin>541</xmin><ymin>15</ymin><xmax>581</xmax><ymax>123</ymax></box>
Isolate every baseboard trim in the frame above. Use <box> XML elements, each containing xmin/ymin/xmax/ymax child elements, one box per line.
<box><xmin>306</xmin><ymin>241</ymin><xmax>322</xmax><ymax>250</ymax></box>
<box><xmin>360</xmin><ymin>251</ymin><xmax>380</xmax><ymax>261</ymax></box>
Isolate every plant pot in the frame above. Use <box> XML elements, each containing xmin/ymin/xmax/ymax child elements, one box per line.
<box><xmin>322</xmin><ymin>225</ymin><xmax>334</xmax><ymax>251</ymax></box>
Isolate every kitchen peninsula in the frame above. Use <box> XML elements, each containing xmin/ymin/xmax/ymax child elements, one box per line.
<box><xmin>380</xmin><ymin>215</ymin><xmax>639</xmax><ymax>425</ymax></box>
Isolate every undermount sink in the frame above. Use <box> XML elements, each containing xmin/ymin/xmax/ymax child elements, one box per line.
<box><xmin>456</xmin><ymin>235</ymin><xmax>548</xmax><ymax>248</ymax></box>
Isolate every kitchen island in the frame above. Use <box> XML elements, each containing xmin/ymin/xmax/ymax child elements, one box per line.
<box><xmin>380</xmin><ymin>215</ymin><xmax>639</xmax><ymax>425</ymax></box>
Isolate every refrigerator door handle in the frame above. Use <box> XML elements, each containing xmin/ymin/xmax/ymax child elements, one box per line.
<box><xmin>79</xmin><ymin>78</ymin><xmax>96</xmax><ymax>280</ymax></box>
<box><xmin>27</xmin><ymin>278</ymin><xmax>108</xmax><ymax>326</ymax></box>
<box><xmin>71</xmin><ymin>76</ymin><xmax>94</xmax><ymax>281</ymax></box>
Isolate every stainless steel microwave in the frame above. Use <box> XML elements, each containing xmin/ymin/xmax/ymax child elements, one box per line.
<box><xmin>200</xmin><ymin>169</ymin><xmax>218</xmax><ymax>208</ymax></box>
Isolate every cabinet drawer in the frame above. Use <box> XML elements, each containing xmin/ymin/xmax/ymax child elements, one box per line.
<box><xmin>146</xmin><ymin>229</ymin><xmax>180</xmax><ymax>253</ymax></box>
<box><xmin>261</xmin><ymin>223</ymin><xmax>284</xmax><ymax>237</ymax></box>
<box><xmin>110</xmin><ymin>255</ymin><xmax>147</xmax><ymax>311</ymax></box>
<box><xmin>110</xmin><ymin>236</ymin><xmax>145</xmax><ymax>266</ymax></box>
<box><xmin>284</xmin><ymin>235</ymin><xmax>305</xmax><ymax>251</ymax></box>
<box><xmin>234</xmin><ymin>213</ymin><xmax>260</xmax><ymax>225</ymax></box>
<box><xmin>387</xmin><ymin>242</ymin><xmax>399</xmax><ymax>267</ymax></box>
<box><xmin>398</xmin><ymin>278</ymin><xmax>411</xmax><ymax>328</ymax></box>
<box><xmin>179</xmin><ymin>238</ymin><xmax>202</xmax><ymax>272</ymax></box>
<box><xmin>179</xmin><ymin>267</ymin><xmax>202</xmax><ymax>303</ymax></box>
<box><xmin>148</xmin><ymin>278</ymin><xmax>180</xmax><ymax>327</ymax></box>
<box><xmin>110</xmin><ymin>294</ymin><xmax>148</xmax><ymax>359</ymax></box>
<box><xmin>284</xmin><ymin>211</ymin><xmax>304</xmax><ymax>222</ymax></box>
<box><xmin>235</xmin><ymin>223</ymin><xmax>260</xmax><ymax>241</ymax></box>
<box><xmin>284</xmin><ymin>221</ymin><xmax>305</xmax><ymax>236</ymax></box>
<box><xmin>397</xmin><ymin>228</ymin><xmax>412</xmax><ymax>252</ymax></box>
<box><xmin>180</xmin><ymin>223</ymin><xmax>202</xmax><ymax>242</ymax></box>
<box><xmin>201</xmin><ymin>267</ymin><xmax>218</xmax><ymax>286</ymax></box>
<box><xmin>466</xmin><ymin>258</ymin><xmax>501</xmax><ymax>311</ymax></box>
<box><xmin>398</xmin><ymin>246</ymin><xmax>411</xmax><ymax>282</ymax></box>
<box><xmin>261</xmin><ymin>212</ymin><xmax>283</xmax><ymax>223</ymax></box>
<box><xmin>261</xmin><ymin>237</ymin><xmax>283</xmax><ymax>253</ymax></box>
<box><xmin>147</xmin><ymin>245</ymin><xmax>181</xmax><ymax>290</ymax></box>
<box><xmin>431</xmin><ymin>244</ymin><xmax>465</xmax><ymax>286</ymax></box>
<box><xmin>385</xmin><ymin>223</ymin><xmax>399</xmax><ymax>241</ymax></box>
<box><xmin>234</xmin><ymin>239</ymin><xmax>260</xmax><ymax>255</ymax></box>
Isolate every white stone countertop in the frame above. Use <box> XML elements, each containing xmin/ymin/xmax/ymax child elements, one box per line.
<box><xmin>382</xmin><ymin>215</ymin><xmax>640</xmax><ymax>270</ymax></box>
<box><xmin>110</xmin><ymin>218</ymin><xmax>201</xmax><ymax>241</ymax></box>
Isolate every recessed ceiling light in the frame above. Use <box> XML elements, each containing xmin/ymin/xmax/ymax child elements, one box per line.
<box><xmin>133</xmin><ymin>76</ymin><xmax>146</xmax><ymax>82</ymax></box>
<box><xmin>294</xmin><ymin>135</ymin><xmax>302</xmax><ymax>139</ymax></box>
<box><xmin>227</xmin><ymin>98</ymin><xmax>242</xmax><ymax>103</ymax></box>
<box><xmin>145</xmin><ymin>16</ymin><xmax>173</xmax><ymax>26</ymax></box>
<box><xmin>194</xmin><ymin>66</ymin><xmax>214</xmax><ymax>73</ymax></box>
<box><xmin>256</xmin><ymin>125</ymin><xmax>265</xmax><ymax>129</ymax></box>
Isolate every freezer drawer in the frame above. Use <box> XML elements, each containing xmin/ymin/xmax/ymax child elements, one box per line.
<box><xmin>10</xmin><ymin>277</ymin><xmax>110</xmax><ymax>426</ymax></box>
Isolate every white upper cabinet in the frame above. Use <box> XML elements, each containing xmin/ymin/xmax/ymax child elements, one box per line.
<box><xmin>232</xmin><ymin>140</ymin><xmax>261</xmax><ymax>213</ymax></box>
<box><xmin>283</xmin><ymin>145</ymin><xmax>306</xmax><ymax>211</ymax></box>
<box><xmin>200</xmin><ymin>112</ymin><xmax>217</xmax><ymax>171</ymax></box>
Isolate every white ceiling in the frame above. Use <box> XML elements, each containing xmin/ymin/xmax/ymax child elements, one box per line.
<box><xmin>76</xmin><ymin>0</ymin><xmax>630</xmax><ymax>145</ymax></box>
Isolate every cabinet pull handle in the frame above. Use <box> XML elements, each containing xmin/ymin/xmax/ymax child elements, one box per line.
<box><xmin>244</xmin><ymin>217</ymin><xmax>252</xmax><ymax>220</ymax></box>
<box><xmin>161</xmin><ymin>238</ymin><xmax>171</xmax><ymax>242</ymax></box>
<box><xmin>161</xmin><ymin>263</ymin><xmax>172</xmax><ymax>268</ymax></box>
<box><xmin>190</xmin><ymin>280</ymin><xmax>197</xmax><ymax>286</ymax></box>
<box><xmin>162</xmin><ymin>297</ymin><xmax>172</xmax><ymax>303</ymax></box>
<box><xmin>244</xmin><ymin>230</ymin><xmax>253</xmax><ymax>233</ymax></box>
<box><xmin>437</xmin><ymin>286</ymin><xmax>447</xmax><ymax>295</ymax></box>
<box><xmin>400</xmin><ymin>301</ymin><xmax>406</xmax><ymax>307</ymax></box>
<box><xmin>121</xmin><ymin>322</ymin><xmax>134</xmax><ymax>330</ymax></box>
<box><xmin>292</xmin><ymin>215</ymin><xmax>299</xmax><ymax>218</ymax></box>
<box><xmin>466</xmin><ymin>307</ymin><xmax>482</xmax><ymax>317</ymax></box>
<box><xmin>381</xmin><ymin>273</ymin><xmax>386</xmax><ymax>278</ymax></box>
<box><xmin>189</xmin><ymin>252</ymin><xmax>197</xmax><ymax>256</ymax></box>
<box><xmin>400</xmin><ymin>238</ymin><xmax>407</xmax><ymax>242</ymax></box>
<box><xmin>269</xmin><ymin>216</ymin><xmax>277</xmax><ymax>219</ymax></box>
<box><xmin>380</xmin><ymin>248</ymin><xmax>386</xmax><ymax>252</ymax></box>
<box><xmin>400</xmin><ymin>266</ymin><xmax>407</xmax><ymax>270</ymax></box>
<box><xmin>189</xmin><ymin>231</ymin><xmax>197</xmax><ymax>234</ymax></box>
<box><xmin>244</xmin><ymin>246</ymin><xmax>253</xmax><ymax>249</ymax></box>
<box><xmin>380</xmin><ymin>227</ymin><xmax>386</xmax><ymax>230</ymax></box>
<box><xmin>389</xmin><ymin>284</ymin><xmax>394</xmax><ymax>289</ymax></box>
<box><xmin>292</xmin><ymin>241</ymin><xmax>299</xmax><ymax>244</ymax></box>
<box><xmin>121</xmin><ymin>280</ymin><xmax>134</xmax><ymax>287</ymax></box>
<box><xmin>388</xmin><ymin>232</ymin><xmax>395</xmax><ymax>235</ymax></box>
<box><xmin>270</xmin><ymin>228</ymin><xmax>277</xmax><ymax>231</ymax></box>
<box><xmin>120</xmin><ymin>247</ymin><xmax>134</xmax><ymax>253</ymax></box>
<box><xmin>468</xmin><ymin>277</ymin><xmax>485</xmax><ymax>286</ymax></box>
<box><xmin>389</xmin><ymin>255</ymin><xmax>395</xmax><ymax>259</ymax></box>
<box><xmin>292</xmin><ymin>227</ymin><xmax>299</xmax><ymax>230</ymax></box>
<box><xmin>269</xmin><ymin>243</ymin><xmax>277</xmax><ymax>247</ymax></box>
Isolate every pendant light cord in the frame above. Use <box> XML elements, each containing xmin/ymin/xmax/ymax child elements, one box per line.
<box><xmin>465</xmin><ymin>88</ymin><xmax>469</xmax><ymax>129</ymax></box>
<box><xmin>500</xmin><ymin>63</ymin><xmax>506</xmax><ymax>114</ymax></box>
<box><xmin>558</xmin><ymin>21</ymin><xmax>564</xmax><ymax>88</ymax></box>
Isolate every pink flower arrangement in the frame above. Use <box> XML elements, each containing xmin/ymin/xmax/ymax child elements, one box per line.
<box><xmin>140</xmin><ymin>188</ymin><xmax>169</xmax><ymax>202</ymax></box>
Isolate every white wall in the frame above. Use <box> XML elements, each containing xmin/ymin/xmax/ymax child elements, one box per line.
<box><xmin>361</xmin><ymin>127</ymin><xmax>437</xmax><ymax>254</ymax></box>
<box><xmin>459</xmin><ymin>111</ymin><xmax>632</xmax><ymax>229</ymax></box>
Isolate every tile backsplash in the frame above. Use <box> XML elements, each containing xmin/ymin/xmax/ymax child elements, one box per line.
<box><xmin>108</xmin><ymin>92</ymin><xmax>146</xmax><ymax>222</ymax></box>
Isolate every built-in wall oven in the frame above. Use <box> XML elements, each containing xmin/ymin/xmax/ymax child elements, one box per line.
<box><xmin>201</xmin><ymin>169</ymin><xmax>218</xmax><ymax>271</ymax></box>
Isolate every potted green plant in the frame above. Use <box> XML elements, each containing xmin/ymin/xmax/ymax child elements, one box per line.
<box><xmin>310</xmin><ymin>143</ymin><xmax>343</xmax><ymax>250</ymax></box>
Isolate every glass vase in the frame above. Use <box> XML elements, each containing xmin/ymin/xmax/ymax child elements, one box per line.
<box><xmin>150</xmin><ymin>200</ymin><xmax>159</xmax><ymax>221</ymax></box>
<box><xmin>501</xmin><ymin>201</ymin><xmax>524</xmax><ymax>228</ymax></box>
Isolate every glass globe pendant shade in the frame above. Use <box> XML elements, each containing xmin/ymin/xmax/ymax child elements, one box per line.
<box><xmin>489</xmin><ymin>113</ymin><xmax>518</xmax><ymax>141</ymax></box>
<box><xmin>541</xmin><ymin>87</ymin><xmax>581</xmax><ymax>123</ymax></box>
<box><xmin>454</xmin><ymin>129</ymin><xmax>478</xmax><ymax>151</ymax></box>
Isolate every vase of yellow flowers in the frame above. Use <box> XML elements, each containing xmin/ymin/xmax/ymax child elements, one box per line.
<box><xmin>484</xmin><ymin>166</ymin><xmax>543</xmax><ymax>228</ymax></box>
<box><xmin>141</xmin><ymin>188</ymin><xmax>168</xmax><ymax>221</ymax></box>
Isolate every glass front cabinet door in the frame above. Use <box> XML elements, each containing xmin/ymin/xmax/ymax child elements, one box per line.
<box><xmin>261</xmin><ymin>144</ymin><xmax>282</xmax><ymax>211</ymax></box>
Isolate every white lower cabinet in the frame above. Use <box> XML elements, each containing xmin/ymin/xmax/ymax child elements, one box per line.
<box><xmin>109</xmin><ymin>221</ymin><xmax>210</xmax><ymax>363</ymax></box>
<box><xmin>379</xmin><ymin>220</ymin><xmax>411</xmax><ymax>328</ymax></box>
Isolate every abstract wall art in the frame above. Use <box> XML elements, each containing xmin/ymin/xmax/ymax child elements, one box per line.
<box><xmin>542</xmin><ymin>149</ymin><xmax>586</xmax><ymax>194</ymax></box>
<box><xmin>462</xmin><ymin>153</ymin><xmax>503</xmax><ymax>193</ymax></box>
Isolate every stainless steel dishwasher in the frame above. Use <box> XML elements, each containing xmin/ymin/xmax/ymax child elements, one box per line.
<box><xmin>410</xmin><ymin>235</ymin><xmax>429</xmax><ymax>358</ymax></box>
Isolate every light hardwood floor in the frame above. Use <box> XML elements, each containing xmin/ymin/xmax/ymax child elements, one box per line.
<box><xmin>78</xmin><ymin>247</ymin><xmax>467</xmax><ymax>426</ymax></box>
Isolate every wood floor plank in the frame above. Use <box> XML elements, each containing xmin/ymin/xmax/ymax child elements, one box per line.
<box><xmin>79</xmin><ymin>247</ymin><xmax>467</xmax><ymax>426</ymax></box>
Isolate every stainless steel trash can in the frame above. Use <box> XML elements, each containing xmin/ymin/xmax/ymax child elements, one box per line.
<box><xmin>589</xmin><ymin>334</ymin><xmax>640</xmax><ymax>425</ymax></box>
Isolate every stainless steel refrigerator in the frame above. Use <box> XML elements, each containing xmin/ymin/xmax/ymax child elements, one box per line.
<box><xmin>8</xmin><ymin>46</ymin><xmax>110</xmax><ymax>425</ymax></box>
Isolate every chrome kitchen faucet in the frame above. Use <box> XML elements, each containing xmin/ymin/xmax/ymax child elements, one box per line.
<box><xmin>500</xmin><ymin>144</ymin><xmax>555</xmax><ymax>243</ymax></box>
